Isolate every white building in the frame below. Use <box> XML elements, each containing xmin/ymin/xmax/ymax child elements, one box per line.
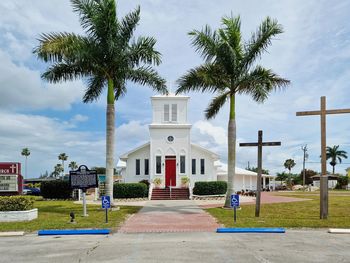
<box><xmin>118</xmin><ymin>94</ymin><xmax>276</xmax><ymax>191</ymax></box>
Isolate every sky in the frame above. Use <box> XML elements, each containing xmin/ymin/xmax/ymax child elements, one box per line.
<box><xmin>0</xmin><ymin>0</ymin><xmax>350</xmax><ymax>178</ymax></box>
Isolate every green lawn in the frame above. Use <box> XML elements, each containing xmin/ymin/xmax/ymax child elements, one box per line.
<box><xmin>0</xmin><ymin>199</ymin><xmax>141</xmax><ymax>233</ymax></box>
<box><xmin>206</xmin><ymin>191</ymin><xmax>350</xmax><ymax>228</ymax></box>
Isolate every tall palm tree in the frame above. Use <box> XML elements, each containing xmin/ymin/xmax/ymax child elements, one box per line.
<box><xmin>176</xmin><ymin>15</ymin><xmax>290</xmax><ymax>207</ymax></box>
<box><xmin>326</xmin><ymin>145</ymin><xmax>347</xmax><ymax>174</ymax></box>
<box><xmin>52</xmin><ymin>164</ymin><xmax>64</xmax><ymax>178</ymax></box>
<box><xmin>284</xmin><ymin>158</ymin><xmax>296</xmax><ymax>188</ymax></box>
<box><xmin>21</xmin><ymin>148</ymin><xmax>30</xmax><ymax>179</ymax></box>
<box><xmin>284</xmin><ymin>159</ymin><xmax>296</xmax><ymax>173</ymax></box>
<box><xmin>69</xmin><ymin>161</ymin><xmax>78</xmax><ymax>171</ymax></box>
<box><xmin>58</xmin><ymin>153</ymin><xmax>68</xmax><ymax>176</ymax></box>
<box><xmin>34</xmin><ymin>0</ymin><xmax>167</xmax><ymax>202</ymax></box>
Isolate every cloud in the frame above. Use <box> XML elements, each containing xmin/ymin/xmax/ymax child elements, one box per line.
<box><xmin>0</xmin><ymin>110</ymin><xmax>105</xmax><ymax>176</ymax></box>
<box><xmin>0</xmin><ymin>49</ymin><xmax>85</xmax><ymax>111</ymax></box>
<box><xmin>0</xmin><ymin>0</ymin><xmax>350</xmax><ymax>177</ymax></box>
<box><xmin>71</xmin><ymin>114</ymin><xmax>88</xmax><ymax>123</ymax></box>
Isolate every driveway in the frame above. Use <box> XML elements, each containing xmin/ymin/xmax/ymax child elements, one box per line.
<box><xmin>118</xmin><ymin>200</ymin><xmax>221</xmax><ymax>233</ymax></box>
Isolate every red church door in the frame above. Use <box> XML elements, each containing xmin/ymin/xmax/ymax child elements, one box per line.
<box><xmin>165</xmin><ymin>156</ymin><xmax>176</xmax><ymax>187</ymax></box>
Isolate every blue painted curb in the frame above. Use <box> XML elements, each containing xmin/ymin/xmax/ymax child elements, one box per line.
<box><xmin>38</xmin><ymin>229</ymin><xmax>110</xmax><ymax>236</ymax></box>
<box><xmin>217</xmin><ymin>228</ymin><xmax>285</xmax><ymax>233</ymax></box>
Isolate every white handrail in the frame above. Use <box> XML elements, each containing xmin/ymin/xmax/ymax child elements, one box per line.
<box><xmin>148</xmin><ymin>182</ymin><xmax>154</xmax><ymax>200</ymax></box>
<box><xmin>189</xmin><ymin>181</ymin><xmax>193</xmax><ymax>199</ymax></box>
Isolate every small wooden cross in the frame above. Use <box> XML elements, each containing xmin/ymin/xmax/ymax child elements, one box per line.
<box><xmin>240</xmin><ymin>130</ymin><xmax>281</xmax><ymax>217</ymax></box>
<box><xmin>296</xmin><ymin>96</ymin><xmax>350</xmax><ymax>219</ymax></box>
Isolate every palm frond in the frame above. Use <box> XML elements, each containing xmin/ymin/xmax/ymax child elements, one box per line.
<box><xmin>205</xmin><ymin>91</ymin><xmax>230</xmax><ymax>119</ymax></box>
<box><xmin>119</xmin><ymin>6</ymin><xmax>140</xmax><ymax>44</ymax></box>
<box><xmin>83</xmin><ymin>75</ymin><xmax>106</xmax><ymax>103</ymax></box>
<box><xmin>128</xmin><ymin>36</ymin><xmax>161</xmax><ymax>66</ymax></box>
<box><xmin>33</xmin><ymin>32</ymin><xmax>86</xmax><ymax>62</ymax></box>
<box><xmin>243</xmin><ymin>17</ymin><xmax>283</xmax><ymax>69</ymax></box>
<box><xmin>41</xmin><ymin>62</ymin><xmax>91</xmax><ymax>83</ymax></box>
<box><xmin>71</xmin><ymin>0</ymin><xmax>117</xmax><ymax>42</ymax></box>
<box><xmin>113</xmin><ymin>78</ymin><xmax>127</xmax><ymax>100</ymax></box>
<box><xmin>127</xmin><ymin>66</ymin><xmax>168</xmax><ymax>94</ymax></box>
<box><xmin>176</xmin><ymin>63</ymin><xmax>228</xmax><ymax>94</ymax></box>
<box><xmin>237</xmin><ymin>65</ymin><xmax>290</xmax><ymax>102</ymax></box>
<box><xmin>189</xmin><ymin>25</ymin><xmax>218</xmax><ymax>62</ymax></box>
<box><xmin>220</xmin><ymin>15</ymin><xmax>243</xmax><ymax>58</ymax></box>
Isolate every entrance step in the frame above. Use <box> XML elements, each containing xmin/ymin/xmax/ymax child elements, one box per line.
<box><xmin>151</xmin><ymin>188</ymin><xmax>190</xmax><ymax>200</ymax></box>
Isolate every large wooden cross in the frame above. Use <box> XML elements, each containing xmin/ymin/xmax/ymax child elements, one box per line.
<box><xmin>240</xmin><ymin>130</ymin><xmax>281</xmax><ymax>217</ymax></box>
<box><xmin>296</xmin><ymin>96</ymin><xmax>350</xmax><ymax>219</ymax></box>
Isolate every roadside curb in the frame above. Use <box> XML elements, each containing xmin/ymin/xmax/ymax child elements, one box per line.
<box><xmin>0</xmin><ymin>231</ymin><xmax>25</xmax><ymax>237</ymax></box>
<box><xmin>328</xmin><ymin>228</ymin><xmax>350</xmax><ymax>234</ymax></box>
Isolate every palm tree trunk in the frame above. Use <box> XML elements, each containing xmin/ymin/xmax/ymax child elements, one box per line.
<box><xmin>106</xmin><ymin>78</ymin><xmax>115</xmax><ymax>204</ymax></box>
<box><xmin>25</xmin><ymin>156</ymin><xmax>28</xmax><ymax>180</ymax></box>
<box><xmin>332</xmin><ymin>165</ymin><xmax>335</xmax><ymax>175</ymax></box>
<box><xmin>225</xmin><ymin>94</ymin><xmax>236</xmax><ymax>207</ymax></box>
<box><xmin>62</xmin><ymin>160</ymin><xmax>64</xmax><ymax>177</ymax></box>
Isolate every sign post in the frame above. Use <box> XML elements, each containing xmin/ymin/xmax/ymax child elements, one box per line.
<box><xmin>230</xmin><ymin>194</ymin><xmax>240</xmax><ymax>223</ymax></box>
<box><xmin>101</xmin><ymin>196</ymin><xmax>111</xmax><ymax>223</ymax></box>
<box><xmin>239</xmin><ymin>131</ymin><xmax>281</xmax><ymax>217</ymax></box>
<box><xmin>69</xmin><ymin>165</ymin><xmax>98</xmax><ymax>217</ymax></box>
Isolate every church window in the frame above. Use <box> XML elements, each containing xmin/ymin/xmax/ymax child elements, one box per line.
<box><xmin>200</xmin><ymin>159</ymin><xmax>205</xmax><ymax>174</ymax></box>
<box><xmin>180</xmin><ymin>155</ymin><xmax>185</xmax><ymax>173</ymax></box>
<box><xmin>144</xmin><ymin>159</ymin><xmax>149</xmax><ymax>175</ymax></box>
<box><xmin>192</xmin><ymin>159</ymin><xmax>196</xmax><ymax>175</ymax></box>
<box><xmin>136</xmin><ymin>159</ymin><xmax>140</xmax><ymax>175</ymax></box>
<box><xmin>156</xmin><ymin>156</ymin><xmax>162</xmax><ymax>174</ymax></box>
<box><xmin>171</xmin><ymin>104</ymin><xmax>177</xmax><ymax>121</ymax></box>
<box><xmin>164</xmin><ymin>104</ymin><xmax>169</xmax><ymax>122</ymax></box>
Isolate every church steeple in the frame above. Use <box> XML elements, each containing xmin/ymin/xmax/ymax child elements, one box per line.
<box><xmin>150</xmin><ymin>93</ymin><xmax>190</xmax><ymax>125</ymax></box>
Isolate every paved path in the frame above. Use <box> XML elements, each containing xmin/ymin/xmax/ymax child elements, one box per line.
<box><xmin>118</xmin><ymin>200</ymin><xmax>221</xmax><ymax>233</ymax></box>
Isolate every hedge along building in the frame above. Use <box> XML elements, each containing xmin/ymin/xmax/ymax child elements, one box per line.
<box><xmin>118</xmin><ymin>94</ymin><xmax>276</xmax><ymax>194</ymax></box>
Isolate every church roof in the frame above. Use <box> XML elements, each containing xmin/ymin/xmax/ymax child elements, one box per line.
<box><xmin>191</xmin><ymin>143</ymin><xmax>219</xmax><ymax>160</ymax></box>
<box><xmin>119</xmin><ymin>142</ymin><xmax>150</xmax><ymax>161</ymax></box>
<box><xmin>151</xmin><ymin>93</ymin><xmax>189</xmax><ymax>99</ymax></box>
<box><xmin>118</xmin><ymin>142</ymin><xmax>219</xmax><ymax>161</ymax></box>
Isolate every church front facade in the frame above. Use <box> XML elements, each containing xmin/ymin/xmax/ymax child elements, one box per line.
<box><xmin>119</xmin><ymin>94</ymin><xmax>220</xmax><ymax>189</ymax></box>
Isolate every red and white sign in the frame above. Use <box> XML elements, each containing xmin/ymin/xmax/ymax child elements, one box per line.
<box><xmin>0</xmin><ymin>163</ymin><xmax>22</xmax><ymax>194</ymax></box>
<box><xmin>0</xmin><ymin>163</ymin><xmax>20</xmax><ymax>175</ymax></box>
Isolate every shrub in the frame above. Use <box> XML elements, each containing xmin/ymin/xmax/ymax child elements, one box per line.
<box><xmin>139</xmin><ymin>180</ymin><xmax>150</xmax><ymax>189</ymax></box>
<box><xmin>113</xmin><ymin>183</ymin><xmax>148</xmax><ymax>198</ymax></box>
<box><xmin>153</xmin><ymin>178</ymin><xmax>162</xmax><ymax>186</ymax></box>
<box><xmin>0</xmin><ymin>196</ymin><xmax>35</xmax><ymax>211</ymax></box>
<box><xmin>337</xmin><ymin>175</ymin><xmax>349</xmax><ymax>187</ymax></box>
<box><xmin>193</xmin><ymin>181</ymin><xmax>227</xmax><ymax>195</ymax></box>
<box><xmin>181</xmin><ymin>176</ymin><xmax>190</xmax><ymax>185</ymax></box>
<box><xmin>40</xmin><ymin>180</ymin><xmax>72</xmax><ymax>199</ymax></box>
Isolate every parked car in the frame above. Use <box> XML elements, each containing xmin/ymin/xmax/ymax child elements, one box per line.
<box><xmin>23</xmin><ymin>186</ymin><xmax>41</xmax><ymax>196</ymax></box>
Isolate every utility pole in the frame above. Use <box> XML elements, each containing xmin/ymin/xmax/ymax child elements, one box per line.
<box><xmin>302</xmin><ymin>145</ymin><xmax>308</xmax><ymax>187</ymax></box>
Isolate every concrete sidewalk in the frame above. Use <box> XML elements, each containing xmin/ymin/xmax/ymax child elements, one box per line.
<box><xmin>118</xmin><ymin>200</ymin><xmax>221</xmax><ymax>233</ymax></box>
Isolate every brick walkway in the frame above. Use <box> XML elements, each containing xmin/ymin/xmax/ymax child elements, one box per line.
<box><xmin>118</xmin><ymin>200</ymin><xmax>221</xmax><ymax>233</ymax></box>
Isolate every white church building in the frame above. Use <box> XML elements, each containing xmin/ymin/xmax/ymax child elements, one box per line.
<box><xmin>118</xmin><ymin>94</ymin><xmax>275</xmax><ymax>191</ymax></box>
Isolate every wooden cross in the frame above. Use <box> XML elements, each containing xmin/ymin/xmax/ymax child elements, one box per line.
<box><xmin>296</xmin><ymin>96</ymin><xmax>350</xmax><ymax>219</ymax></box>
<box><xmin>240</xmin><ymin>130</ymin><xmax>281</xmax><ymax>217</ymax></box>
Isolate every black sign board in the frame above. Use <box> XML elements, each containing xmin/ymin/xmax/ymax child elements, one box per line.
<box><xmin>69</xmin><ymin>165</ymin><xmax>98</xmax><ymax>190</ymax></box>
